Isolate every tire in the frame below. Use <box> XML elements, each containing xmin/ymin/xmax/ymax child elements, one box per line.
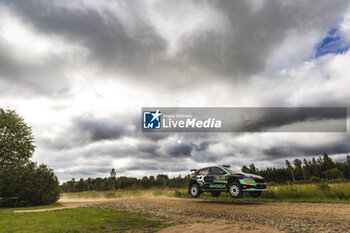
<box><xmin>229</xmin><ymin>182</ymin><xmax>242</xmax><ymax>198</ymax></box>
<box><xmin>189</xmin><ymin>184</ymin><xmax>201</xmax><ymax>198</ymax></box>
<box><xmin>249</xmin><ymin>191</ymin><xmax>262</xmax><ymax>198</ymax></box>
<box><xmin>211</xmin><ymin>191</ymin><xmax>221</xmax><ymax>197</ymax></box>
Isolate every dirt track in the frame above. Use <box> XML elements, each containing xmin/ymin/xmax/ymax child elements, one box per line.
<box><xmin>57</xmin><ymin>197</ymin><xmax>350</xmax><ymax>233</ymax></box>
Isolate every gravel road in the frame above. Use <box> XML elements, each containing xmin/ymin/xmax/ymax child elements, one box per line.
<box><xmin>63</xmin><ymin>197</ymin><xmax>350</xmax><ymax>233</ymax></box>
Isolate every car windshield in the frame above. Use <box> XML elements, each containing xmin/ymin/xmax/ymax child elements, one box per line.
<box><xmin>224</xmin><ymin>167</ymin><xmax>242</xmax><ymax>174</ymax></box>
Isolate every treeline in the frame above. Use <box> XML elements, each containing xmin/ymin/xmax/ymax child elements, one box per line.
<box><xmin>242</xmin><ymin>153</ymin><xmax>350</xmax><ymax>183</ymax></box>
<box><xmin>60</xmin><ymin>169</ymin><xmax>189</xmax><ymax>193</ymax></box>
<box><xmin>61</xmin><ymin>153</ymin><xmax>350</xmax><ymax>193</ymax></box>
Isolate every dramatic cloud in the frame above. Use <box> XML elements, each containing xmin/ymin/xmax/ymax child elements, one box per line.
<box><xmin>0</xmin><ymin>0</ymin><xmax>349</xmax><ymax>181</ymax></box>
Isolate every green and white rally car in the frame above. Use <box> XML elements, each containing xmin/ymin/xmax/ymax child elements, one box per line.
<box><xmin>188</xmin><ymin>165</ymin><xmax>267</xmax><ymax>198</ymax></box>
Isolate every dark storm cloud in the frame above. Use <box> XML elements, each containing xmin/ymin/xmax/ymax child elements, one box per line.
<box><xmin>159</xmin><ymin>0</ymin><xmax>349</xmax><ymax>78</ymax></box>
<box><xmin>1</xmin><ymin>0</ymin><xmax>166</xmax><ymax>74</ymax></box>
<box><xmin>57</xmin><ymin>167</ymin><xmax>111</xmax><ymax>177</ymax></box>
<box><xmin>75</xmin><ymin>117</ymin><xmax>126</xmax><ymax>141</ymax></box>
<box><xmin>0</xmin><ymin>39</ymin><xmax>72</xmax><ymax>96</ymax></box>
<box><xmin>243</xmin><ymin>108</ymin><xmax>347</xmax><ymax>132</ymax></box>
<box><xmin>196</xmin><ymin>141</ymin><xmax>214</xmax><ymax>152</ymax></box>
<box><xmin>2</xmin><ymin>0</ymin><xmax>348</xmax><ymax>86</ymax></box>
<box><xmin>137</xmin><ymin>142</ymin><xmax>159</xmax><ymax>155</ymax></box>
<box><xmin>123</xmin><ymin>164</ymin><xmax>159</xmax><ymax>172</ymax></box>
<box><xmin>165</xmin><ymin>142</ymin><xmax>195</xmax><ymax>157</ymax></box>
<box><xmin>38</xmin><ymin>114</ymin><xmax>134</xmax><ymax>150</ymax></box>
<box><xmin>263</xmin><ymin>141</ymin><xmax>350</xmax><ymax>158</ymax></box>
<box><xmin>120</xmin><ymin>160</ymin><xmax>190</xmax><ymax>173</ymax></box>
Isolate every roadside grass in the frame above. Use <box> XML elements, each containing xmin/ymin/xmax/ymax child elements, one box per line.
<box><xmin>175</xmin><ymin>182</ymin><xmax>350</xmax><ymax>204</ymax></box>
<box><xmin>0</xmin><ymin>203</ymin><xmax>62</xmax><ymax>212</ymax></box>
<box><xmin>62</xmin><ymin>182</ymin><xmax>350</xmax><ymax>204</ymax></box>
<box><xmin>0</xmin><ymin>207</ymin><xmax>166</xmax><ymax>233</ymax></box>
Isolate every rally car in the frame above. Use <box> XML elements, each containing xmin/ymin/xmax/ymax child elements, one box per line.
<box><xmin>188</xmin><ymin>165</ymin><xmax>267</xmax><ymax>198</ymax></box>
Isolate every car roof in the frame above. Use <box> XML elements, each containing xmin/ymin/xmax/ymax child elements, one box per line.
<box><xmin>198</xmin><ymin>165</ymin><xmax>230</xmax><ymax>172</ymax></box>
<box><xmin>198</xmin><ymin>165</ymin><xmax>220</xmax><ymax>169</ymax></box>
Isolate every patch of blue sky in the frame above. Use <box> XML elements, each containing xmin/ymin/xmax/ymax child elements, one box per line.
<box><xmin>315</xmin><ymin>27</ymin><xmax>350</xmax><ymax>58</ymax></box>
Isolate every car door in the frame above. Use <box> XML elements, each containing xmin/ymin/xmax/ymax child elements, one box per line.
<box><xmin>197</xmin><ymin>168</ymin><xmax>210</xmax><ymax>188</ymax></box>
<box><xmin>203</xmin><ymin>167</ymin><xmax>220</xmax><ymax>189</ymax></box>
<box><xmin>208</xmin><ymin>167</ymin><xmax>227</xmax><ymax>189</ymax></box>
<box><xmin>198</xmin><ymin>167</ymin><xmax>213</xmax><ymax>189</ymax></box>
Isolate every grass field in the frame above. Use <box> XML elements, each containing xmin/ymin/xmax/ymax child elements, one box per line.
<box><xmin>0</xmin><ymin>207</ymin><xmax>166</xmax><ymax>233</ymax></box>
<box><xmin>62</xmin><ymin>182</ymin><xmax>350</xmax><ymax>204</ymax></box>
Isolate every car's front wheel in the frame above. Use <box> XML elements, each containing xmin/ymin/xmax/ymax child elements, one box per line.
<box><xmin>229</xmin><ymin>182</ymin><xmax>242</xmax><ymax>198</ymax></box>
<box><xmin>249</xmin><ymin>191</ymin><xmax>262</xmax><ymax>198</ymax></box>
<box><xmin>189</xmin><ymin>184</ymin><xmax>201</xmax><ymax>198</ymax></box>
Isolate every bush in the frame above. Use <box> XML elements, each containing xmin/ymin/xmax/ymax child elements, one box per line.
<box><xmin>0</xmin><ymin>162</ymin><xmax>60</xmax><ymax>206</ymax></box>
<box><xmin>317</xmin><ymin>182</ymin><xmax>330</xmax><ymax>192</ymax></box>
<box><xmin>174</xmin><ymin>190</ymin><xmax>182</xmax><ymax>197</ymax></box>
<box><xmin>267</xmin><ymin>181</ymin><xmax>277</xmax><ymax>186</ymax></box>
<box><xmin>330</xmin><ymin>189</ymin><xmax>348</xmax><ymax>200</ymax></box>
<box><xmin>324</xmin><ymin>168</ymin><xmax>344</xmax><ymax>180</ymax></box>
<box><xmin>309</xmin><ymin>176</ymin><xmax>321</xmax><ymax>183</ymax></box>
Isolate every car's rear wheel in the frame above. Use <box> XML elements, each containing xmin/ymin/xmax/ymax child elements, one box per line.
<box><xmin>190</xmin><ymin>184</ymin><xmax>201</xmax><ymax>198</ymax></box>
<box><xmin>249</xmin><ymin>191</ymin><xmax>262</xmax><ymax>198</ymax></box>
<box><xmin>229</xmin><ymin>182</ymin><xmax>242</xmax><ymax>198</ymax></box>
<box><xmin>211</xmin><ymin>191</ymin><xmax>221</xmax><ymax>197</ymax></box>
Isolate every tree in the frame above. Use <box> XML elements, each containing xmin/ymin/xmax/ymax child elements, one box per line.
<box><xmin>285</xmin><ymin>160</ymin><xmax>295</xmax><ymax>182</ymax></box>
<box><xmin>303</xmin><ymin>159</ymin><xmax>312</xmax><ymax>180</ymax></box>
<box><xmin>141</xmin><ymin>176</ymin><xmax>151</xmax><ymax>188</ymax></box>
<box><xmin>321</xmin><ymin>152</ymin><xmax>335</xmax><ymax>171</ymax></box>
<box><xmin>0</xmin><ymin>109</ymin><xmax>35</xmax><ymax>167</ymax></box>
<box><xmin>324</xmin><ymin>168</ymin><xmax>343</xmax><ymax>180</ymax></box>
<box><xmin>110</xmin><ymin>168</ymin><xmax>116</xmax><ymax>178</ymax></box>
<box><xmin>293</xmin><ymin>159</ymin><xmax>303</xmax><ymax>180</ymax></box>
<box><xmin>0</xmin><ymin>162</ymin><xmax>60</xmax><ymax>206</ymax></box>
<box><xmin>241</xmin><ymin>165</ymin><xmax>250</xmax><ymax>173</ymax></box>
<box><xmin>0</xmin><ymin>109</ymin><xmax>60</xmax><ymax>206</ymax></box>
<box><xmin>249</xmin><ymin>163</ymin><xmax>257</xmax><ymax>173</ymax></box>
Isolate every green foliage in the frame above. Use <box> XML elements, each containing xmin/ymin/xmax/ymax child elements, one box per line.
<box><xmin>0</xmin><ymin>109</ymin><xmax>60</xmax><ymax>206</ymax></box>
<box><xmin>0</xmin><ymin>162</ymin><xmax>60</xmax><ymax>206</ymax></box>
<box><xmin>174</xmin><ymin>190</ymin><xmax>182</xmax><ymax>197</ymax></box>
<box><xmin>244</xmin><ymin>153</ymin><xmax>350</xmax><ymax>184</ymax></box>
<box><xmin>324</xmin><ymin>168</ymin><xmax>344</xmax><ymax>179</ymax></box>
<box><xmin>317</xmin><ymin>182</ymin><xmax>330</xmax><ymax>192</ymax></box>
<box><xmin>0</xmin><ymin>109</ymin><xmax>35</xmax><ymax>167</ymax></box>
<box><xmin>0</xmin><ymin>208</ymin><xmax>165</xmax><ymax>233</ymax></box>
<box><xmin>309</xmin><ymin>176</ymin><xmax>321</xmax><ymax>183</ymax></box>
<box><xmin>61</xmin><ymin>170</ymin><xmax>189</xmax><ymax>193</ymax></box>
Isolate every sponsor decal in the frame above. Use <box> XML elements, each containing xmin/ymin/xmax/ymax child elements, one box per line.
<box><xmin>209</xmin><ymin>184</ymin><xmax>226</xmax><ymax>189</ymax></box>
<box><xmin>197</xmin><ymin>175</ymin><xmax>205</xmax><ymax>183</ymax></box>
<box><xmin>240</xmin><ymin>179</ymin><xmax>256</xmax><ymax>185</ymax></box>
